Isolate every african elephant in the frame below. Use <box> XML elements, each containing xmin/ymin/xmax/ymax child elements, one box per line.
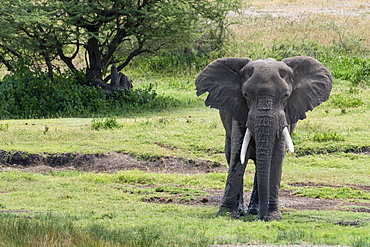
<box><xmin>195</xmin><ymin>56</ymin><xmax>332</xmax><ymax>220</ymax></box>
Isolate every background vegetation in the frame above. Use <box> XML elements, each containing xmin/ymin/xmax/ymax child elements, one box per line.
<box><xmin>0</xmin><ymin>0</ymin><xmax>240</xmax><ymax>95</ymax></box>
<box><xmin>0</xmin><ymin>0</ymin><xmax>369</xmax><ymax>246</ymax></box>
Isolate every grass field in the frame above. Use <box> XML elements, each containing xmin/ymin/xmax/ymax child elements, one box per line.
<box><xmin>0</xmin><ymin>0</ymin><xmax>370</xmax><ymax>246</ymax></box>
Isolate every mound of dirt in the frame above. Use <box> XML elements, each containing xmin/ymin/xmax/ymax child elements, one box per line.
<box><xmin>0</xmin><ymin>150</ymin><xmax>227</xmax><ymax>174</ymax></box>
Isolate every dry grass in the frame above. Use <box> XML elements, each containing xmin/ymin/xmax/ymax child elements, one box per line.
<box><xmin>231</xmin><ymin>0</ymin><xmax>370</xmax><ymax>52</ymax></box>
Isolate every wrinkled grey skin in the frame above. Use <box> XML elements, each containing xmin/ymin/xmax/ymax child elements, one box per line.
<box><xmin>196</xmin><ymin>56</ymin><xmax>332</xmax><ymax>220</ymax></box>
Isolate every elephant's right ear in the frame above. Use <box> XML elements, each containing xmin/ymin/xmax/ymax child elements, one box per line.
<box><xmin>195</xmin><ymin>57</ymin><xmax>252</xmax><ymax>123</ymax></box>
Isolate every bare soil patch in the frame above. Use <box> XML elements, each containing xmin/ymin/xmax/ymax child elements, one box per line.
<box><xmin>0</xmin><ymin>150</ymin><xmax>225</xmax><ymax>174</ymax></box>
<box><xmin>142</xmin><ymin>188</ymin><xmax>370</xmax><ymax>215</ymax></box>
<box><xmin>0</xmin><ymin>150</ymin><xmax>369</xmax><ymax>215</ymax></box>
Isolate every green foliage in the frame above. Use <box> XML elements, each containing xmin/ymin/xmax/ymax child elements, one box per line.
<box><xmin>0</xmin><ymin>61</ymin><xmax>178</xmax><ymax>119</ymax></box>
<box><xmin>107</xmin><ymin>84</ymin><xmax>180</xmax><ymax>111</ymax></box>
<box><xmin>269</xmin><ymin>40</ymin><xmax>331</xmax><ymax>61</ymax></box>
<box><xmin>312</xmin><ymin>131</ymin><xmax>345</xmax><ymax>142</ymax></box>
<box><xmin>0</xmin><ymin>123</ymin><xmax>9</xmax><ymax>131</ymax></box>
<box><xmin>329</xmin><ymin>57</ymin><xmax>370</xmax><ymax>85</ymax></box>
<box><xmin>0</xmin><ymin>213</ymin><xmax>213</xmax><ymax>247</ymax></box>
<box><xmin>135</xmin><ymin>52</ymin><xmax>219</xmax><ymax>76</ymax></box>
<box><xmin>329</xmin><ymin>94</ymin><xmax>364</xmax><ymax>108</ymax></box>
<box><xmin>91</xmin><ymin>117</ymin><xmax>122</xmax><ymax>131</ymax></box>
<box><xmin>276</xmin><ymin>229</ymin><xmax>313</xmax><ymax>245</ymax></box>
<box><xmin>227</xmin><ymin>39</ymin><xmax>370</xmax><ymax>86</ymax></box>
<box><xmin>0</xmin><ymin>61</ymin><xmax>105</xmax><ymax>118</ymax></box>
<box><xmin>351</xmin><ymin>237</ymin><xmax>370</xmax><ymax>247</ymax></box>
<box><xmin>0</xmin><ymin>3</ymin><xmax>369</xmax><ymax>246</ymax></box>
<box><xmin>0</xmin><ymin>0</ymin><xmax>241</xmax><ymax>82</ymax></box>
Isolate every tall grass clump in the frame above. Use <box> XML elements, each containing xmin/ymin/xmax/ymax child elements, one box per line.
<box><xmin>91</xmin><ymin>117</ymin><xmax>123</xmax><ymax>131</ymax></box>
<box><xmin>312</xmin><ymin>131</ymin><xmax>345</xmax><ymax>142</ymax></box>
<box><xmin>0</xmin><ymin>214</ymin><xmax>113</xmax><ymax>247</ymax></box>
<box><xmin>0</xmin><ymin>213</ymin><xmax>212</xmax><ymax>247</ymax></box>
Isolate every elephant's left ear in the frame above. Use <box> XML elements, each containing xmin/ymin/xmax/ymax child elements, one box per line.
<box><xmin>195</xmin><ymin>57</ymin><xmax>252</xmax><ymax>123</ymax></box>
<box><xmin>282</xmin><ymin>56</ymin><xmax>332</xmax><ymax>124</ymax></box>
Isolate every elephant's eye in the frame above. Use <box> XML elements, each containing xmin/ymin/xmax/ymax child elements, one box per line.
<box><xmin>282</xmin><ymin>92</ymin><xmax>290</xmax><ymax>100</ymax></box>
<box><xmin>279</xmin><ymin>68</ymin><xmax>287</xmax><ymax>78</ymax></box>
<box><xmin>245</xmin><ymin>66</ymin><xmax>254</xmax><ymax>78</ymax></box>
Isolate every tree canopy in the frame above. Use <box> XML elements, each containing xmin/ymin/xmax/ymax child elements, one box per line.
<box><xmin>0</xmin><ymin>0</ymin><xmax>241</xmax><ymax>86</ymax></box>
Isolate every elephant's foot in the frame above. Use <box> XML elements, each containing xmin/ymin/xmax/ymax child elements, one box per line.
<box><xmin>266</xmin><ymin>204</ymin><xmax>282</xmax><ymax>221</ymax></box>
<box><xmin>218</xmin><ymin>207</ymin><xmax>245</xmax><ymax>219</ymax></box>
<box><xmin>247</xmin><ymin>203</ymin><xmax>259</xmax><ymax>215</ymax></box>
<box><xmin>264</xmin><ymin>210</ymin><xmax>282</xmax><ymax>221</ymax></box>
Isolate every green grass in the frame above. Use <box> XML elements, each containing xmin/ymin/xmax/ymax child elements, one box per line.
<box><xmin>0</xmin><ymin>89</ymin><xmax>368</xmax><ymax>159</ymax></box>
<box><xmin>0</xmin><ymin>170</ymin><xmax>369</xmax><ymax>246</ymax></box>
<box><xmin>293</xmin><ymin>186</ymin><xmax>370</xmax><ymax>200</ymax></box>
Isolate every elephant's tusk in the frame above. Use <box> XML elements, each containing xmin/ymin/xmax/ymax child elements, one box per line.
<box><xmin>282</xmin><ymin>127</ymin><xmax>294</xmax><ymax>153</ymax></box>
<box><xmin>240</xmin><ymin>128</ymin><xmax>251</xmax><ymax>164</ymax></box>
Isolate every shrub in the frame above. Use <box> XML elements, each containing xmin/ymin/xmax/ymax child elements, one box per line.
<box><xmin>91</xmin><ymin>117</ymin><xmax>123</xmax><ymax>131</ymax></box>
<box><xmin>312</xmin><ymin>131</ymin><xmax>345</xmax><ymax>142</ymax></box>
<box><xmin>0</xmin><ymin>61</ymin><xmax>179</xmax><ymax>119</ymax></box>
<box><xmin>0</xmin><ymin>62</ymin><xmax>107</xmax><ymax>118</ymax></box>
<box><xmin>0</xmin><ymin>123</ymin><xmax>9</xmax><ymax>131</ymax></box>
<box><xmin>107</xmin><ymin>84</ymin><xmax>179</xmax><ymax>111</ymax></box>
<box><xmin>329</xmin><ymin>94</ymin><xmax>364</xmax><ymax>108</ymax></box>
<box><xmin>330</xmin><ymin>57</ymin><xmax>370</xmax><ymax>85</ymax></box>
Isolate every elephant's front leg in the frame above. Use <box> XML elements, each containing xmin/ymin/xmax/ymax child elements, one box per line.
<box><xmin>267</xmin><ymin>136</ymin><xmax>286</xmax><ymax>220</ymax></box>
<box><xmin>247</xmin><ymin>137</ymin><xmax>286</xmax><ymax>220</ymax></box>
<box><xmin>219</xmin><ymin>119</ymin><xmax>247</xmax><ymax>218</ymax></box>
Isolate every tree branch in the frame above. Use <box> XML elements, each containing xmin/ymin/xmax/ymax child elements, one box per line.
<box><xmin>101</xmin><ymin>28</ymin><xmax>128</xmax><ymax>68</ymax></box>
<box><xmin>0</xmin><ymin>44</ymin><xmax>23</xmax><ymax>58</ymax></box>
<box><xmin>55</xmin><ymin>38</ymin><xmax>78</xmax><ymax>73</ymax></box>
<box><xmin>0</xmin><ymin>54</ymin><xmax>13</xmax><ymax>71</ymax></box>
<box><xmin>103</xmin><ymin>45</ymin><xmax>149</xmax><ymax>82</ymax></box>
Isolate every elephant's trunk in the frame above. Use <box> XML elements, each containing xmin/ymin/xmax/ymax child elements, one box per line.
<box><xmin>254</xmin><ymin>121</ymin><xmax>276</xmax><ymax>220</ymax></box>
<box><xmin>241</xmin><ymin>126</ymin><xmax>293</xmax><ymax>164</ymax></box>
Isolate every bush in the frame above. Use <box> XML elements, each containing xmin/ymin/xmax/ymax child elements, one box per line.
<box><xmin>107</xmin><ymin>84</ymin><xmax>179</xmax><ymax>111</ymax></box>
<box><xmin>312</xmin><ymin>131</ymin><xmax>345</xmax><ymax>142</ymax></box>
<box><xmin>0</xmin><ymin>61</ymin><xmax>178</xmax><ymax>119</ymax></box>
<box><xmin>0</xmin><ymin>62</ymin><xmax>107</xmax><ymax>118</ymax></box>
<box><xmin>91</xmin><ymin>117</ymin><xmax>123</xmax><ymax>131</ymax></box>
<box><xmin>329</xmin><ymin>94</ymin><xmax>364</xmax><ymax>108</ymax></box>
<box><xmin>329</xmin><ymin>57</ymin><xmax>370</xmax><ymax>85</ymax></box>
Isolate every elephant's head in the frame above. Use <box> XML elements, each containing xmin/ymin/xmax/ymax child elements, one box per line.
<box><xmin>196</xmin><ymin>56</ymin><xmax>332</xmax><ymax>219</ymax></box>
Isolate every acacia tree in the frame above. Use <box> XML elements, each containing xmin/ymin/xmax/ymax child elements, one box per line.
<box><xmin>0</xmin><ymin>0</ymin><xmax>240</xmax><ymax>88</ymax></box>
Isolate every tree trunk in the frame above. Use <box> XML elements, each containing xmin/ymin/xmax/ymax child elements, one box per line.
<box><xmin>86</xmin><ymin>37</ymin><xmax>133</xmax><ymax>93</ymax></box>
<box><xmin>86</xmin><ymin>36</ymin><xmax>102</xmax><ymax>82</ymax></box>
